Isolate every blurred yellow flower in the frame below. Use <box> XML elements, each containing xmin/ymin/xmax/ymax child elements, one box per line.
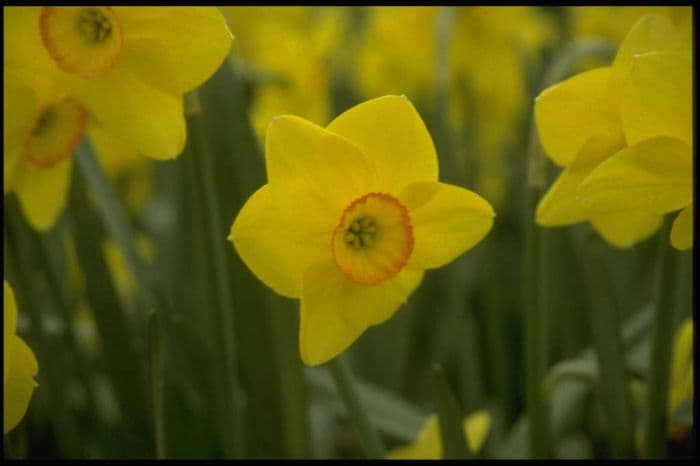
<box><xmin>535</xmin><ymin>14</ymin><xmax>689</xmax><ymax>248</ymax></box>
<box><xmin>389</xmin><ymin>410</ymin><xmax>491</xmax><ymax>459</ymax></box>
<box><xmin>3</xmin><ymin>6</ymin><xmax>232</xmax><ymax>230</ymax></box>
<box><xmin>102</xmin><ymin>235</ymin><xmax>154</xmax><ymax>309</ymax></box>
<box><xmin>668</xmin><ymin>318</ymin><xmax>692</xmax><ymax>436</ymax></box>
<box><xmin>225</xmin><ymin>7</ymin><xmax>341</xmax><ymax>140</ymax></box>
<box><xmin>357</xmin><ymin>7</ymin><xmax>554</xmax><ymax>209</ymax></box>
<box><xmin>570</xmin><ymin>6</ymin><xmax>691</xmax><ymax>44</ymax></box>
<box><xmin>4</xmin><ymin>280</ymin><xmax>39</xmax><ymax>435</ymax></box>
<box><xmin>230</xmin><ymin>95</ymin><xmax>494</xmax><ymax>365</ymax></box>
<box><xmin>576</xmin><ymin>37</ymin><xmax>692</xmax><ymax>250</ymax></box>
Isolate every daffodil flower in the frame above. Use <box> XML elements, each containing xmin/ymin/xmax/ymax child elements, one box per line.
<box><xmin>4</xmin><ymin>6</ymin><xmax>232</xmax><ymax>230</ymax></box>
<box><xmin>389</xmin><ymin>410</ymin><xmax>491</xmax><ymax>459</ymax></box>
<box><xmin>534</xmin><ymin>15</ymin><xmax>688</xmax><ymax>248</ymax></box>
<box><xmin>230</xmin><ymin>95</ymin><xmax>494</xmax><ymax>365</ymax></box>
<box><xmin>576</xmin><ymin>39</ymin><xmax>692</xmax><ymax>250</ymax></box>
<box><xmin>4</xmin><ymin>280</ymin><xmax>39</xmax><ymax>435</ymax></box>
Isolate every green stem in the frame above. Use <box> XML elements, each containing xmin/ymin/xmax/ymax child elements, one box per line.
<box><xmin>522</xmin><ymin>36</ymin><xmax>618</xmax><ymax>459</ymax></box>
<box><xmin>523</xmin><ymin>189</ymin><xmax>551</xmax><ymax>459</ymax></box>
<box><xmin>267</xmin><ymin>300</ymin><xmax>311</xmax><ymax>458</ymax></box>
<box><xmin>186</xmin><ymin>92</ymin><xmax>245</xmax><ymax>458</ymax></box>
<box><xmin>432</xmin><ymin>364</ymin><xmax>471</xmax><ymax>459</ymax></box>
<box><xmin>148</xmin><ymin>311</ymin><xmax>167</xmax><ymax>459</ymax></box>
<box><xmin>582</xmin><ymin>234</ymin><xmax>633</xmax><ymax>458</ymax></box>
<box><xmin>643</xmin><ymin>220</ymin><xmax>678</xmax><ymax>458</ymax></box>
<box><xmin>328</xmin><ymin>356</ymin><xmax>387</xmax><ymax>458</ymax></box>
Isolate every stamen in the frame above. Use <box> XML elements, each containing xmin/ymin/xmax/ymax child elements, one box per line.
<box><xmin>331</xmin><ymin>193</ymin><xmax>414</xmax><ymax>285</ymax></box>
<box><xmin>343</xmin><ymin>215</ymin><xmax>378</xmax><ymax>250</ymax></box>
<box><xmin>77</xmin><ymin>8</ymin><xmax>113</xmax><ymax>43</ymax></box>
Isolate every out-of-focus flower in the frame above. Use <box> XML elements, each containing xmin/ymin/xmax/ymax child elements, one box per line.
<box><xmin>356</xmin><ymin>7</ymin><xmax>555</xmax><ymax>209</ymax></box>
<box><xmin>102</xmin><ymin>235</ymin><xmax>154</xmax><ymax>310</ymax></box>
<box><xmin>389</xmin><ymin>410</ymin><xmax>491</xmax><ymax>459</ymax></box>
<box><xmin>224</xmin><ymin>7</ymin><xmax>342</xmax><ymax>140</ymax></box>
<box><xmin>575</xmin><ymin>31</ymin><xmax>692</xmax><ymax>250</ymax></box>
<box><xmin>668</xmin><ymin>318</ymin><xmax>693</xmax><ymax>438</ymax></box>
<box><xmin>535</xmin><ymin>15</ymin><xmax>690</xmax><ymax>248</ymax></box>
<box><xmin>3</xmin><ymin>6</ymin><xmax>232</xmax><ymax>229</ymax></box>
<box><xmin>4</xmin><ymin>280</ymin><xmax>39</xmax><ymax>435</ymax></box>
<box><xmin>450</xmin><ymin>7</ymin><xmax>555</xmax><ymax>208</ymax></box>
<box><xmin>570</xmin><ymin>6</ymin><xmax>691</xmax><ymax>44</ymax></box>
<box><xmin>230</xmin><ymin>95</ymin><xmax>494</xmax><ymax>365</ymax></box>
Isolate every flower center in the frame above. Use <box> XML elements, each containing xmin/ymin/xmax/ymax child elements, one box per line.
<box><xmin>40</xmin><ymin>6</ymin><xmax>123</xmax><ymax>78</ymax></box>
<box><xmin>25</xmin><ymin>98</ymin><xmax>87</xmax><ymax>168</ymax></box>
<box><xmin>332</xmin><ymin>193</ymin><xmax>414</xmax><ymax>285</ymax></box>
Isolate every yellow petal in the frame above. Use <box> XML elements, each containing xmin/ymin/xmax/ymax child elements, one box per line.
<box><xmin>537</xmin><ymin>132</ymin><xmax>624</xmax><ymax>226</ymax></box>
<box><xmin>670</xmin><ymin>205</ymin><xmax>693</xmax><ymax>250</ymax></box>
<box><xmin>72</xmin><ymin>65</ymin><xmax>185</xmax><ymax>160</ymax></box>
<box><xmin>534</xmin><ymin>67</ymin><xmax>620</xmax><ymax>167</ymax></box>
<box><xmin>265</xmin><ymin>115</ymin><xmax>375</xmax><ymax>230</ymax></box>
<box><xmin>3</xmin><ymin>72</ymin><xmax>37</xmax><ymax>194</ymax></box>
<box><xmin>399</xmin><ymin>181</ymin><xmax>494</xmax><ymax>270</ymax></box>
<box><xmin>114</xmin><ymin>37</ymin><xmax>182</xmax><ymax>96</ymax></box>
<box><xmin>87</xmin><ymin>121</ymin><xmax>141</xmax><ymax>180</ymax></box>
<box><xmin>326</xmin><ymin>95</ymin><xmax>438</xmax><ymax>193</ymax></box>
<box><xmin>13</xmin><ymin>157</ymin><xmax>73</xmax><ymax>231</ymax></box>
<box><xmin>389</xmin><ymin>411</ymin><xmax>492</xmax><ymax>459</ymax></box>
<box><xmin>590</xmin><ymin>210</ymin><xmax>662</xmax><ymax>249</ymax></box>
<box><xmin>669</xmin><ymin>318</ymin><xmax>693</xmax><ymax>414</ymax></box>
<box><xmin>230</xmin><ymin>185</ymin><xmax>329</xmax><ymax>299</ymax></box>
<box><xmin>299</xmin><ymin>260</ymin><xmax>423</xmax><ymax>366</ymax></box>
<box><xmin>621</xmin><ymin>50</ymin><xmax>692</xmax><ymax>147</ymax></box>
<box><xmin>3</xmin><ymin>281</ymin><xmax>39</xmax><ymax>435</ymax></box>
<box><xmin>115</xmin><ymin>7</ymin><xmax>233</xmax><ymax>92</ymax></box>
<box><xmin>4</xmin><ymin>281</ymin><xmax>17</xmax><ymax>342</ymax></box>
<box><xmin>389</xmin><ymin>415</ymin><xmax>442</xmax><ymax>459</ymax></box>
<box><xmin>4</xmin><ymin>338</ymin><xmax>39</xmax><ymax>435</ymax></box>
<box><xmin>609</xmin><ymin>14</ymin><xmax>675</xmax><ymax>106</ymax></box>
<box><xmin>577</xmin><ymin>137</ymin><xmax>692</xmax><ymax>215</ymax></box>
<box><xmin>463</xmin><ymin>410</ymin><xmax>492</xmax><ymax>454</ymax></box>
<box><xmin>4</xmin><ymin>7</ymin><xmax>52</xmax><ymax>74</ymax></box>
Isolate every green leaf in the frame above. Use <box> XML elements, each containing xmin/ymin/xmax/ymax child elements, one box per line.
<box><xmin>305</xmin><ymin>366</ymin><xmax>426</xmax><ymax>442</ymax></box>
<box><xmin>431</xmin><ymin>364</ymin><xmax>470</xmax><ymax>459</ymax></box>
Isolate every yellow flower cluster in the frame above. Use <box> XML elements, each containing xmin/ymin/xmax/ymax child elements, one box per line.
<box><xmin>3</xmin><ymin>7</ymin><xmax>232</xmax><ymax>230</ymax></box>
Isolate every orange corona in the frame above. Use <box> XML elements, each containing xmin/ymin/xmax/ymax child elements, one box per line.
<box><xmin>331</xmin><ymin>192</ymin><xmax>414</xmax><ymax>285</ymax></box>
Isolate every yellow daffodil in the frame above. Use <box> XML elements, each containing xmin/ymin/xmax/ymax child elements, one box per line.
<box><xmin>230</xmin><ymin>95</ymin><xmax>494</xmax><ymax>365</ymax></box>
<box><xmin>4</xmin><ymin>280</ymin><xmax>39</xmax><ymax>435</ymax></box>
<box><xmin>535</xmin><ymin>14</ymin><xmax>689</xmax><ymax>248</ymax></box>
<box><xmin>575</xmin><ymin>29</ymin><xmax>692</xmax><ymax>250</ymax></box>
<box><xmin>389</xmin><ymin>410</ymin><xmax>491</xmax><ymax>459</ymax></box>
<box><xmin>3</xmin><ymin>6</ymin><xmax>232</xmax><ymax>230</ymax></box>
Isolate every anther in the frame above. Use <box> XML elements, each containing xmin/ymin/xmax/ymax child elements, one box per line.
<box><xmin>78</xmin><ymin>8</ymin><xmax>113</xmax><ymax>43</ymax></box>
